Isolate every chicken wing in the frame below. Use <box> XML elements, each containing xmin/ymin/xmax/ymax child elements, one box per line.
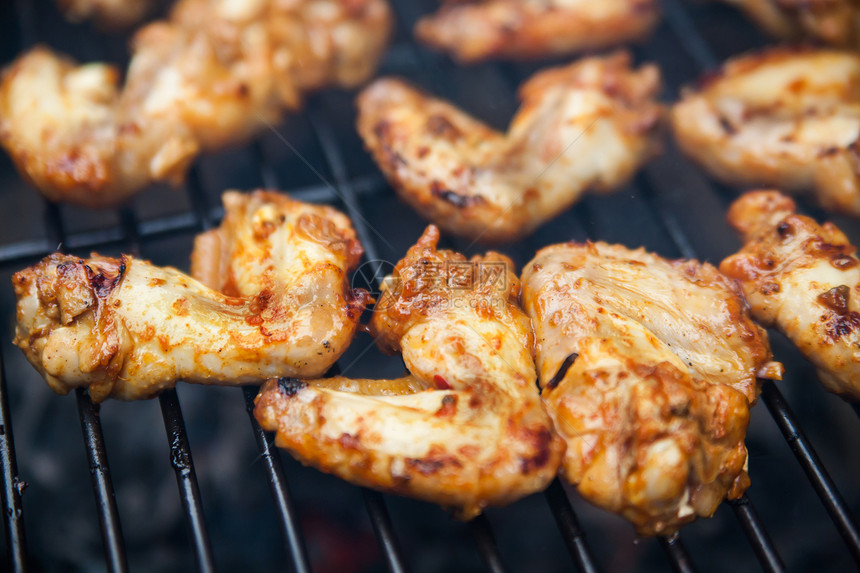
<box><xmin>13</xmin><ymin>191</ymin><xmax>367</xmax><ymax>401</ymax></box>
<box><xmin>357</xmin><ymin>52</ymin><xmax>663</xmax><ymax>243</ymax></box>
<box><xmin>55</xmin><ymin>0</ymin><xmax>154</xmax><ymax>30</ymax></box>
<box><xmin>415</xmin><ymin>0</ymin><xmax>660</xmax><ymax>63</ymax></box>
<box><xmin>672</xmin><ymin>46</ymin><xmax>860</xmax><ymax>217</ymax></box>
<box><xmin>0</xmin><ymin>0</ymin><xmax>392</xmax><ymax>207</ymax></box>
<box><xmin>722</xmin><ymin>0</ymin><xmax>860</xmax><ymax>49</ymax></box>
<box><xmin>254</xmin><ymin>225</ymin><xmax>565</xmax><ymax>519</ymax></box>
<box><xmin>521</xmin><ymin>242</ymin><xmax>781</xmax><ymax>535</ymax></box>
<box><xmin>721</xmin><ymin>190</ymin><xmax>860</xmax><ymax>400</ymax></box>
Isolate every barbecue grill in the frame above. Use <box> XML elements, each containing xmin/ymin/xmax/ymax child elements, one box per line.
<box><xmin>2</xmin><ymin>0</ymin><xmax>860</xmax><ymax>571</ymax></box>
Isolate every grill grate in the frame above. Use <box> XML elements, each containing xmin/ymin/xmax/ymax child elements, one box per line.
<box><xmin>2</xmin><ymin>0</ymin><xmax>860</xmax><ymax>571</ymax></box>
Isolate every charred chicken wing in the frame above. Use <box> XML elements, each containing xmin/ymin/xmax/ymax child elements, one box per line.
<box><xmin>0</xmin><ymin>0</ymin><xmax>392</xmax><ymax>207</ymax></box>
<box><xmin>13</xmin><ymin>191</ymin><xmax>367</xmax><ymax>401</ymax></box>
<box><xmin>415</xmin><ymin>0</ymin><xmax>660</xmax><ymax>63</ymax></box>
<box><xmin>722</xmin><ymin>0</ymin><xmax>860</xmax><ymax>49</ymax></box>
<box><xmin>254</xmin><ymin>225</ymin><xmax>565</xmax><ymax>518</ymax></box>
<box><xmin>522</xmin><ymin>242</ymin><xmax>782</xmax><ymax>535</ymax></box>
<box><xmin>721</xmin><ymin>190</ymin><xmax>860</xmax><ymax>400</ymax></box>
<box><xmin>357</xmin><ymin>52</ymin><xmax>663</xmax><ymax>243</ymax></box>
<box><xmin>672</xmin><ymin>47</ymin><xmax>860</xmax><ymax>217</ymax></box>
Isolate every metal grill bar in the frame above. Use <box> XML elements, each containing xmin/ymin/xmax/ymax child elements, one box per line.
<box><xmin>761</xmin><ymin>381</ymin><xmax>860</xmax><ymax>565</ymax></box>
<box><xmin>43</xmin><ymin>198</ymin><xmax>129</xmax><ymax>573</ymax></box>
<box><xmin>363</xmin><ymin>489</ymin><xmax>409</xmax><ymax>573</ymax></box>
<box><xmin>659</xmin><ymin>533</ymin><xmax>697</xmax><ymax>573</ymax></box>
<box><xmin>0</xmin><ymin>354</ymin><xmax>27</xmax><ymax>573</ymax></box>
<box><xmin>185</xmin><ymin>161</ymin><xmax>314</xmax><ymax>573</ymax></box>
<box><xmin>544</xmin><ymin>480</ymin><xmax>599</xmax><ymax>573</ymax></box>
<box><xmin>728</xmin><ymin>495</ymin><xmax>786</xmax><ymax>573</ymax></box>
<box><xmin>304</xmin><ymin>100</ymin><xmax>415</xmax><ymax>573</ymax></box>
<box><xmin>651</xmin><ymin>5</ymin><xmax>860</xmax><ymax>565</ymax></box>
<box><xmin>158</xmin><ymin>391</ymin><xmax>216</xmax><ymax>572</ymax></box>
<box><xmin>241</xmin><ymin>387</ymin><xmax>312</xmax><ymax>573</ymax></box>
<box><xmin>116</xmin><ymin>188</ymin><xmax>216</xmax><ymax>573</ymax></box>
<box><xmin>306</xmin><ymin>97</ymin><xmax>518</xmax><ymax>572</ymax></box>
<box><xmin>469</xmin><ymin>515</ymin><xmax>508</xmax><ymax>573</ymax></box>
<box><xmin>75</xmin><ymin>388</ymin><xmax>128</xmax><ymax>573</ymax></box>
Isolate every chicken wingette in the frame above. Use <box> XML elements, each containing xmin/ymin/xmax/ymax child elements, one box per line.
<box><xmin>416</xmin><ymin>0</ymin><xmax>659</xmax><ymax>63</ymax></box>
<box><xmin>357</xmin><ymin>52</ymin><xmax>663</xmax><ymax>243</ymax></box>
<box><xmin>522</xmin><ymin>242</ymin><xmax>782</xmax><ymax>535</ymax></box>
<box><xmin>0</xmin><ymin>0</ymin><xmax>392</xmax><ymax>207</ymax></box>
<box><xmin>672</xmin><ymin>47</ymin><xmax>860</xmax><ymax>218</ymax></box>
<box><xmin>722</xmin><ymin>0</ymin><xmax>860</xmax><ymax>49</ymax></box>
<box><xmin>254</xmin><ymin>225</ymin><xmax>565</xmax><ymax>519</ymax></box>
<box><xmin>722</xmin><ymin>190</ymin><xmax>860</xmax><ymax>401</ymax></box>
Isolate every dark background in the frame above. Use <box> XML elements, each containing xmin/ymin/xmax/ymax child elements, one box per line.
<box><xmin>1</xmin><ymin>0</ymin><xmax>859</xmax><ymax>571</ymax></box>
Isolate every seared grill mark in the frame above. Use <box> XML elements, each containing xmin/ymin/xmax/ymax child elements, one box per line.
<box><xmin>426</xmin><ymin>114</ymin><xmax>462</xmax><ymax>140</ymax></box>
<box><xmin>818</xmin><ymin>285</ymin><xmax>851</xmax><ymax>315</ymax></box>
<box><xmin>519</xmin><ymin>428</ymin><xmax>552</xmax><ymax>474</ymax></box>
<box><xmin>430</xmin><ymin>181</ymin><xmax>483</xmax><ymax>208</ymax></box>
<box><xmin>546</xmin><ymin>352</ymin><xmax>579</xmax><ymax>389</ymax></box>
<box><xmin>277</xmin><ymin>377</ymin><xmax>308</xmax><ymax>397</ymax></box>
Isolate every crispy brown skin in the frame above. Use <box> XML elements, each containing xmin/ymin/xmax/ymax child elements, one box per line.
<box><xmin>416</xmin><ymin>0</ymin><xmax>660</xmax><ymax>62</ymax></box>
<box><xmin>13</xmin><ymin>190</ymin><xmax>367</xmax><ymax>401</ymax></box>
<box><xmin>721</xmin><ymin>190</ymin><xmax>860</xmax><ymax>400</ymax></box>
<box><xmin>357</xmin><ymin>52</ymin><xmax>663</xmax><ymax>243</ymax></box>
<box><xmin>255</xmin><ymin>226</ymin><xmax>565</xmax><ymax>518</ymax></box>
<box><xmin>522</xmin><ymin>242</ymin><xmax>781</xmax><ymax>535</ymax></box>
<box><xmin>0</xmin><ymin>0</ymin><xmax>392</xmax><ymax>207</ymax></box>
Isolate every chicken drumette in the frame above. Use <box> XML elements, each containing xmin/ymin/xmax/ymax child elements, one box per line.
<box><xmin>13</xmin><ymin>191</ymin><xmax>367</xmax><ymax>401</ymax></box>
<box><xmin>415</xmin><ymin>0</ymin><xmax>659</xmax><ymax>63</ymax></box>
<box><xmin>254</xmin><ymin>225</ymin><xmax>565</xmax><ymax>519</ymax></box>
<box><xmin>0</xmin><ymin>0</ymin><xmax>392</xmax><ymax>207</ymax></box>
<box><xmin>357</xmin><ymin>52</ymin><xmax>663</xmax><ymax>243</ymax></box>
<box><xmin>672</xmin><ymin>46</ymin><xmax>860</xmax><ymax>218</ymax></box>
<box><xmin>721</xmin><ymin>190</ymin><xmax>860</xmax><ymax>400</ymax></box>
<box><xmin>522</xmin><ymin>242</ymin><xmax>782</xmax><ymax>535</ymax></box>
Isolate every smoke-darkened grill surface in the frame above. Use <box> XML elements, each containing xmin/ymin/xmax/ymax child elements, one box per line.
<box><xmin>1</xmin><ymin>0</ymin><xmax>860</xmax><ymax>572</ymax></box>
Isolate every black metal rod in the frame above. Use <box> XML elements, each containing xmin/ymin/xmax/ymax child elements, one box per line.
<box><xmin>0</xmin><ymin>354</ymin><xmax>27</xmax><ymax>573</ymax></box>
<box><xmin>544</xmin><ymin>480</ymin><xmax>600</xmax><ymax>573</ymax></box>
<box><xmin>659</xmin><ymin>533</ymin><xmax>698</xmax><ymax>573</ymax></box>
<box><xmin>469</xmin><ymin>514</ymin><xmax>508</xmax><ymax>573</ymax></box>
<box><xmin>728</xmin><ymin>494</ymin><xmax>785</xmax><ymax>573</ymax></box>
<box><xmin>241</xmin><ymin>386</ymin><xmax>312</xmax><ymax>573</ymax></box>
<box><xmin>158</xmin><ymin>390</ymin><xmax>216</xmax><ymax>573</ymax></box>
<box><xmin>661</xmin><ymin>0</ymin><xmax>720</xmax><ymax>70</ymax></box>
<box><xmin>308</xmin><ymin>106</ymin><xmax>383</xmax><ymax>263</ymax></box>
<box><xmin>75</xmin><ymin>389</ymin><xmax>128</xmax><ymax>573</ymax></box>
<box><xmin>362</xmin><ymin>489</ymin><xmax>409</xmax><ymax>573</ymax></box>
<box><xmin>761</xmin><ymin>382</ymin><xmax>860</xmax><ymax>565</ymax></box>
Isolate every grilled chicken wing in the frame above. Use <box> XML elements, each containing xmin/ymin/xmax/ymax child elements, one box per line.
<box><xmin>721</xmin><ymin>190</ymin><xmax>860</xmax><ymax>400</ymax></box>
<box><xmin>672</xmin><ymin>47</ymin><xmax>860</xmax><ymax>217</ymax></box>
<box><xmin>357</xmin><ymin>52</ymin><xmax>662</xmax><ymax>243</ymax></box>
<box><xmin>722</xmin><ymin>0</ymin><xmax>860</xmax><ymax>49</ymax></box>
<box><xmin>0</xmin><ymin>0</ymin><xmax>392</xmax><ymax>207</ymax></box>
<box><xmin>415</xmin><ymin>0</ymin><xmax>659</xmax><ymax>63</ymax></box>
<box><xmin>521</xmin><ymin>242</ymin><xmax>781</xmax><ymax>535</ymax></box>
<box><xmin>13</xmin><ymin>191</ymin><xmax>367</xmax><ymax>401</ymax></box>
<box><xmin>56</xmin><ymin>0</ymin><xmax>154</xmax><ymax>29</ymax></box>
<box><xmin>254</xmin><ymin>225</ymin><xmax>565</xmax><ymax>518</ymax></box>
